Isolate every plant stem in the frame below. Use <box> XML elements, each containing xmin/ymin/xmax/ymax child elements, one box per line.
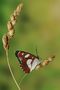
<box><xmin>19</xmin><ymin>74</ymin><xmax>27</xmax><ymax>85</ymax></box>
<box><xmin>6</xmin><ymin>49</ymin><xmax>21</xmax><ymax>90</ymax></box>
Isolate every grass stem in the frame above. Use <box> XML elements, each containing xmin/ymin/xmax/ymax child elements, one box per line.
<box><xmin>6</xmin><ymin>49</ymin><xmax>21</xmax><ymax>90</ymax></box>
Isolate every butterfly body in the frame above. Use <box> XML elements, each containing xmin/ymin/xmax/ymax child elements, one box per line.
<box><xmin>15</xmin><ymin>50</ymin><xmax>41</xmax><ymax>73</ymax></box>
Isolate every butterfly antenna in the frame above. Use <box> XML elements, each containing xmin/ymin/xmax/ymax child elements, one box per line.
<box><xmin>36</xmin><ymin>48</ymin><xmax>39</xmax><ymax>59</ymax></box>
<box><xmin>35</xmin><ymin>47</ymin><xmax>42</xmax><ymax>60</ymax></box>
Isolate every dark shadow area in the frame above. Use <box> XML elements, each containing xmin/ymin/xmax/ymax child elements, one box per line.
<box><xmin>0</xmin><ymin>83</ymin><xmax>10</xmax><ymax>90</ymax></box>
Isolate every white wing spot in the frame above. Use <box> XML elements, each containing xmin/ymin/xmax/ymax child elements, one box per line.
<box><xmin>25</xmin><ymin>54</ymin><xmax>30</xmax><ymax>58</ymax></box>
<box><xmin>30</xmin><ymin>58</ymin><xmax>40</xmax><ymax>72</ymax></box>
<box><xmin>26</xmin><ymin>58</ymin><xmax>40</xmax><ymax>72</ymax></box>
<box><xmin>27</xmin><ymin>59</ymin><xmax>32</xmax><ymax>69</ymax></box>
<box><xmin>22</xmin><ymin>53</ymin><xmax>24</xmax><ymax>55</ymax></box>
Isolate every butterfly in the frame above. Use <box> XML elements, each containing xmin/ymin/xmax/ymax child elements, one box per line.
<box><xmin>15</xmin><ymin>50</ymin><xmax>41</xmax><ymax>73</ymax></box>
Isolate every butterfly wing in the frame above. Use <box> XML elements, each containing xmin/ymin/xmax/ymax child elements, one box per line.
<box><xmin>15</xmin><ymin>50</ymin><xmax>40</xmax><ymax>73</ymax></box>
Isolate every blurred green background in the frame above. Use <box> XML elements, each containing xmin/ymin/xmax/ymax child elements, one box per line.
<box><xmin>0</xmin><ymin>0</ymin><xmax>60</xmax><ymax>90</ymax></box>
